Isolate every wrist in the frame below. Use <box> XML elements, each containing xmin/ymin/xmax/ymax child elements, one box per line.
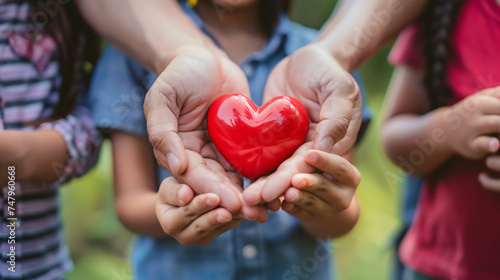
<box><xmin>431</xmin><ymin>106</ymin><xmax>456</xmax><ymax>155</ymax></box>
<box><xmin>154</xmin><ymin>39</ymin><xmax>224</xmax><ymax>75</ymax></box>
<box><xmin>312</xmin><ymin>40</ymin><xmax>358</xmax><ymax>73</ymax></box>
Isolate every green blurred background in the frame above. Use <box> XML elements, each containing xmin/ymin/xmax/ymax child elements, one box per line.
<box><xmin>62</xmin><ymin>0</ymin><xmax>403</xmax><ymax>279</ymax></box>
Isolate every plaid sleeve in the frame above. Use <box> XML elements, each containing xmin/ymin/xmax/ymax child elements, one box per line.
<box><xmin>37</xmin><ymin>94</ymin><xmax>101</xmax><ymax>187</ymax></box>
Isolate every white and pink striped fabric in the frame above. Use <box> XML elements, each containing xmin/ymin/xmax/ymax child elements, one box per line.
<box><xmin>0</xmin><ymin>1</ymin><xmax>100</xmax><ymax>279</ymax></box>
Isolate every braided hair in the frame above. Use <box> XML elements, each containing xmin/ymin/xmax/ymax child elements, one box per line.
<box><xmin>422</xmin><ymin>0</ymin><xmax>465</xmax><ymax>109</ymax></box>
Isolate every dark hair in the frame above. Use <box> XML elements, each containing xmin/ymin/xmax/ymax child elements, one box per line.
<box><xmin>421</xmin><ymin>0</ymin><xmax>465</xmax><ymax>109</ymax></box>
<box><xmin>28</xmin><ymin>0</ymin><xmax>100</xmax><ymax>122</ymax></box>
<box><xmin>259</xmin><ymin>0</ymin><xmax>291</xmax><ymax>36</ymax></box>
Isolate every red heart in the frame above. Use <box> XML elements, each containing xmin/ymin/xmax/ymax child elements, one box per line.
<box><xmin>207</xmin><ymin>94</ymin><xmax>309</xmax><ymax>179</ymax></box>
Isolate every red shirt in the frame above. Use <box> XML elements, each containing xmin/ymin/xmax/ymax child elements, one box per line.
<box><xmin>390</xmin><ymin>0</ymin><xmax>500</xmax><ymax>279</ymax></box>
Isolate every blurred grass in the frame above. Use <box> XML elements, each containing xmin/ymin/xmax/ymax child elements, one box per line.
<box><xmin>61</xmin><ymin>0</ymin><xmax>403</xmax><ymax>279</ymax></box>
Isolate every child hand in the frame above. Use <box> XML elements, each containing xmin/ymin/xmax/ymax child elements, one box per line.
<box><xmin>479</xmin><ymin>155</ymin><xmax>500</xmax><ymax>192</ymax></box>
<box><xmin>445</xmin><ymin>86</ymin><xmax>500</xmax><ymax>159</ymax></box>
<box><xmin>280</xmin><ymin>150</ymin><xmax>360</xmax><ymax>221</ymax></box>
<box><xmin>156</xmin><ymin>177</ymin><xmax>243</xmax><ymax>245</ymax></box>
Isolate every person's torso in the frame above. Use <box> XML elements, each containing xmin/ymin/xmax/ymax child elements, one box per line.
<box><xmin>132</xmin><ymin>5</ymin><xmax>336</xmax><ymax>280</ymax></box>
<box><xmin>0</xmin><ymin>2</ymin><xmax>71</xmax><ymax>279</ymax></box>
<box><xmin>401</xmin><ymin>1</ymin><xmax>500</xmax><ymax>278</ymax></box>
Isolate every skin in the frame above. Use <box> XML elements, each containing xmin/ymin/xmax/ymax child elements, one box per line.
<box><xmin>0</xmin><ymin>130</ymin><xmax>67</xmax><ymax>187</ymax></box>
<box><xmin>111</xmin><ymin>129</ymin><xmax>360</xmax><ymax>243</ymax></box>
<box><xmin>382</xmin><ymin>66</ymin><xmax>500</xmax><ymax>182</ymax></box>
<box><xmin>76</xmin><ymin>0</ymin><xmax>430</xmax><ymax>215</ymax></box>
<box><xmin>105</xmin><ymin>0</ymin><xmax>361</xmax><ymax>243</ymax></box>
<box><xmin>279</xmin><ymin>147</ymin><xmax>361</xmax><ymax>238</ymax></box>
<box><xmin>111</xmin><ymin>130</ymin><xmax>243</xmax><ymax>243</ymax></box>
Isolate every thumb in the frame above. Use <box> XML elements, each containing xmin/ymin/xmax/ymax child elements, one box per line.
<box><xmin>470</xmin><ymin>136</ymin><xmax>500</xmax><ymax>158</ymax></box>
<box><xmin>313</xmin><ymin>94</ymin><xmax>357</xmax><ymax>155</ymax></box>
<box><xmin>145</xmin><ymin>82</ymin><xmax>188</xmax><ymax>175</ymax></box>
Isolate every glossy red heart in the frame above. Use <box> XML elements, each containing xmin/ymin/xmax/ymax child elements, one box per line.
<box><xmin>207</xmin><ymin>94</ymin><xmax>309</xmax><ymax>179</ymax></box>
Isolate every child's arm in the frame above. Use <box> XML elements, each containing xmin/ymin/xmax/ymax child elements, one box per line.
<box><xmin>111</xmin><ymin>130</ymin><xmax>163</xmax><ymax>235</ymax></box>
<box><xmin>382</xmin><ymin>67</ymin><xmax>500</xmax><ymax>176</ymax></box>
<box><xmin>0</xmin><ymin>100</ymin><xmax>100</xmax><ymax>187</ymax></box>
<box><xmin>111</xmin><ymin>130</ymin><xmax>242</xmax><ymax>243</ymax></box>
<box><xmin>0</xmin><ymin>130</ymin><xmax>66</xmax><ymax>186</ymax></box>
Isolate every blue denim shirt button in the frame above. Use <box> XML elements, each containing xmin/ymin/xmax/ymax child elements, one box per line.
<box><xmin>242</xmin><ymin>244</ymin><xmax>258</xmax><ymax>260</ymax></box>
<box><xmin>242</xmin><ymin>63</ymin><xmax>254</xmax><ymax>77</ymax></box>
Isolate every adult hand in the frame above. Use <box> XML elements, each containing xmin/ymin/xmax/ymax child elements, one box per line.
<box><xmin>244</xmin><ymin>44</ymin><xmax>363</xmax><ymax>204</ymax></box>
<box><xmin>144</xmin><ymin>45</ymin><xmax>271</xmax><ymax>219</ymax></box>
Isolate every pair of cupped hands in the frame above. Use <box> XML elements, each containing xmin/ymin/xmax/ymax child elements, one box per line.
<box><xmin>144</xmin><ymin>44</ymin><xmax>363</xmax><ymax>245</ymax></box>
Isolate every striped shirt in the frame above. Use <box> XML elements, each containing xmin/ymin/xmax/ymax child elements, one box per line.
<box><xmin>0</xmin><ymin>1</ymin><xmax>100</xmax><ymax>279</ymax></box>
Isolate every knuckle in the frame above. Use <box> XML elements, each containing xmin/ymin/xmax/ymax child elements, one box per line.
<box><xmin>352</xmin><ymin>169</ymin><xmax>362</xmax><ymax>187</ymax></box>
<box><xmin>314</xmin><ymin>180</ymin><xmax>328</xmax><ymax>194</ymax></box>
<box><xmin>336</xmin><ymin>197</ymin><xmax>352</xmax><ymax>211</ymax></box>
<box><xmin>161</xmin><ymin>223</ymin><xmax>176</xmax><ymax>236</ymax></box>
<box><xmin>193</xmin><ymin>223</ymin><xmax>208</xmax><ymax>236</ymax></box>
<box><xmin>182</xmin><ymin>205</ymin><xmax>197</xmax><ymax>220</ymax></box>
<box><xmin>148</xmin><ymin>130</ymin><xmax>167</xmax><ymax>150</ymax></box>
<box><xmin>287</xmin><ymin>205</ymin><xmax>299</xmax><ymax>215</ymax></box>
<box><xmin>159</xmin><ymin>177</ymin><xmax>176</xmax><ymax>192</ymax></box>
<box><xmin>468</xmin><ymin>142</ymin><xmax>485</xmax><ymax>159</ymax></box>
<box><xmin>485</xmin><ymin>118</ymin><xmax>500</xmax><ymax>132</ymax></box>
<box><xmin>302</xmin><ymin>195</ymin><xmax>315</xmax><ymax>208</ymax></box>
<box><xmin>332</xmin><ymin>192</ymin><xmax>353</xmax><ymax>212</ymax></box>
<box><xmin>330</xmin><ymin>118</ymin><xmax>350</xmax><ymax>143</ymax></box>
<box><xmin>336</xmin><ymin>162</ymin><xmax>349</xmax><ymax>175</ymax></box>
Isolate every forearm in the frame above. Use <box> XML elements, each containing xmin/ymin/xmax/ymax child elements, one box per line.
<box><xmin>301</xmin><ymin>195</ymin><xmax>360</xmax><ymax>239</ymax></box>
<box><xmin>110</xmin><ymin>131</ymin><xmax>166</xmax><ymax>237</ymax></box>
<box><xmin>115</xmin><ymin>192</ymin><xmax>166</xmax><ymax>237</ymax></box>
<box><xmin>316</xmin><ymin>0</ymin><xmax>429</xmax><ymax>71</ymax></box>
<box><xmin>76</xmin><ymin>0</ymin><xmax>217</xmax><ymax>74</ymax></box>
<box><xmin>0</xmin><ymin>130</ymin><xmax>67</xmax><ymax>186</ymax></box>
<box><xmin>382</xmin><ymin>108</ymin><xmax>454</xmax><ymax>176</ymax></box>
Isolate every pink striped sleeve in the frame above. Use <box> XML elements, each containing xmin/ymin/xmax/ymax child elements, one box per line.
<box><xmin>37</xmin><ymin>95</ymin><xmax>101</xmax><ymax>187</ymax></box>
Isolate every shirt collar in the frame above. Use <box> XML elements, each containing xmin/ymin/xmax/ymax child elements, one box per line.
<box><xmin>180</xmin><ymin>1</ymin><xmax>299</xmax><ymax>64</ymax></box>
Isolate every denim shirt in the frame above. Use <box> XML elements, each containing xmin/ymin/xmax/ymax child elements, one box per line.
<box><xmin>88</xmin><ymin>4</ymin><xmax>371</xmax><ymax>280</ymax></box>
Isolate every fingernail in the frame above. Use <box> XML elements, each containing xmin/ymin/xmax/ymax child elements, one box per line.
<box><xmin>178</xmin><ymin>186</ymin><xmax>188</xmax><ymax>205</ymax></box>
<box><xmin>217</xmin><ymin>214</ymin><xmax>232</xmax><ymax>223</ymax></box>
<box><xmin>490</xmin><ymin>139</ymin><xmax>499</xmax><ymax>153</ymax></box>
<box><xmin>318</xmin><ymin>137</ymin><xmax>334</xmax><ymax>152</ymax></box>
<box><xmin>306</xmin><ymin>152</ymin><xmax>320</xmax><ymax>164</ymax></box>
<box><xmin>167</xmin><ymin>153</ymin><xmax>181</xmax><ymax>174</ymax></box>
